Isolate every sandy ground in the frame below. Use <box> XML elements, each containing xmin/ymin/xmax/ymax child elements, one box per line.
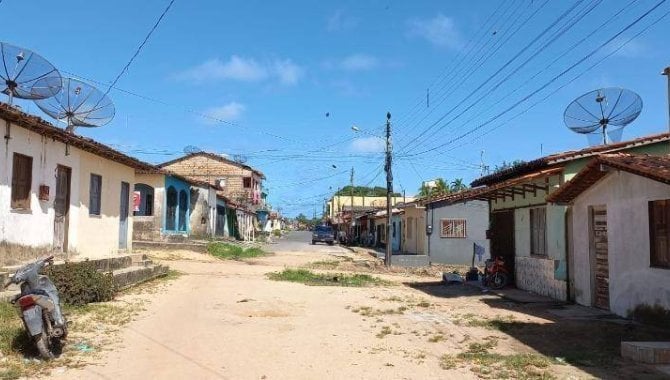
<box><xmin>43</xmin><ymin>233</ymin><xmax>665</xmax><ymax>380</ymax></box>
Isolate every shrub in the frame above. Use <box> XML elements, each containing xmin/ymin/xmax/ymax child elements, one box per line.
<box><xmin>44</xmin><ymin>261</ymin><xmax>115</xmax><ymax>306</ymax></box>
<box><xmin>207</xmin><ymin>242</ymin><xmax>267</xmax><ymax>260</ymax></box>
<box><xmin>272</xmin><ymin>229</ymin><xmax>282</xmax><ymax>237</ymax></box>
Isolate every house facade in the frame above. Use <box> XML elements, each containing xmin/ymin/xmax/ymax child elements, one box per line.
<box><xmin>548</xmin><ymin>154</ymin><xmax>670</xmax><ymax>317</ymax></box>
<box><xmin>159</xmin><ymin>152</ymin><xmax>265</xmax><ymax>211</ymax></box>
<box><xmin>133</xmin><ymin>171</ymin><xmax>219</xmax><ymax>241</ymax></box>
<box><xmin>425</xmin><ymin>196</ymin><xmax>490</xmax><ymax>266</ymax></box>
<box><xmin>468</xmin><ymin>133</ymin><xmax>669</xmax><ymax>300</ymax></box>
<box><xmin>0</xmin><ymin>104</ymin><xmax>156</xmax><ymax>258</ymax></box>
<box><xmin>400</xmin><ymin>202</ymin><xmax>426</xmax><ymax>255</ymax></box>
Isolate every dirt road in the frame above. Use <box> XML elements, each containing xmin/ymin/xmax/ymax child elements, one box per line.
<box><xmin>46</xmin><ymin>233</ymin><xmax>665</xmax><ymax>379</ymax></box>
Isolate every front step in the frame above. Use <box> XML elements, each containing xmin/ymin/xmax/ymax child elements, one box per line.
<box><xmin>113</xmin><ymin>264</ymin><xmax>170</xmax><ymax>290</ymax></box>
<box><xmin>622</xmin><ymin>341</ymin><xmax>670</xmax><ymax>364</ymax></box>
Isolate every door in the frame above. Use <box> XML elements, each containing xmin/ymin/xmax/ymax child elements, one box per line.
<box><xmin>53</xmin><ymin>166</ymin><xmax>71</xmax><ymax>252</ymax></box>
<box><xmin>215</xmin><ymin>205</ymin><xmax>226</xmax><ymax>236</ymax></box>
<box><xmin>590</xmin><ymin>206</ymin><xmax>609</xmax><ymax>310</ymax></box>
<box><xmin>119</xmin><ymin>182</ymin><xmax>130</xmax><ymax>250</ymax></box>
<box><xmin>490</xmin><ymin>210</ymin><xmax>515</xmax><ymax>275</ymax></box>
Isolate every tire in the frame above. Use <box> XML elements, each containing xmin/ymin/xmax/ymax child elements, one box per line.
<box><xmin>311</xmin><ymin>240</ymin><xmax>316</xmax><ymax>245</ymax></box>
<box><xmin>490</xmin><ymin>272</ymin><xmax>508</xmax><ymax>289</ymax></box>
<box><xmin>327</xmin><ymin>242</ymin><xmax>334</xmax><ymax>246</ymax></box>
<box><xmin>35</xmin><ymin>333</ymin><xmax>55</xmax><ymax>360</ymax></box>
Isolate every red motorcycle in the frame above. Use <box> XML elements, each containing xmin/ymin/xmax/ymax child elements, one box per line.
<box><xmin>484</xmin><ymin>256</ymin><xmax>510</xmax><ymax>289</ymax></box>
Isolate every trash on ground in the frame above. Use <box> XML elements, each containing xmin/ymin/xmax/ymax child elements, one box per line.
<box><xmin>74</xmin><ymin>342</ymin><xmax>94</xmax><ymax>353</ymax></box>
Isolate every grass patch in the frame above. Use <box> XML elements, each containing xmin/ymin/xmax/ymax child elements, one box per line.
<box><xmin>428</xmin><ymin>334</ymin><xmax>445</xmax><ymax>343</ymax></box>
<box><xmin>351</xmin><ymin>305</ymin><xmax>407</xmax><ymax>317</ymax></box>
<box><xmin>268</xmin><ymin>269</ymin><xmax>390</xmax><ymax>287</ymax></box>
<box><xmin>207</xmin><ymin>242</ymin><xmax>268</xmax><ymax>260</ymax></box>
<box><xmin>308</xmin><ymin>260</ymin><xmax>341</xmax><ymax>269</ymax></box>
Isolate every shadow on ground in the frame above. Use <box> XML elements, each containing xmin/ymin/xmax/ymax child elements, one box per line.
<box><xmin>407</xmin><ymin>281</ymin><xmax>670</xmax><ymax>379</ymax></box>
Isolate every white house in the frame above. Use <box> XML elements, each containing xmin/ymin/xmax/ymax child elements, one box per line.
<box><xmin>0</xmin><ymin>103</ymin><xmax>156</xmax><ymax>258</ymax></box>
<box><xmin>425</xmin><ymin>193</ymin><xmax>490</xmax><ymax>266</ymax></box>
<box><xmin>548</xmin><ymin>153</ymin><xmax>670</xmax><ymax>317</ymax></box>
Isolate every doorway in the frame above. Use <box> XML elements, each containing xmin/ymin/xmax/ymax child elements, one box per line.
<box><xmin>53</xmin><ymin>165</ymin><xmax>71</xmax><ymax>253</ymax></box>
<box><xmin>490</xmin><ymin>210</ymin><xmax>516</xmax><ymax>276</ymax></box>
<box><xmin>589</xmin><ymin>205</ymin><xmax>609</xmax><ymax>310</ymax></box>
<box><xmin>119</xmin><ymin>182</ymin><xmax>130</xmax><ymax>250</ymax></box>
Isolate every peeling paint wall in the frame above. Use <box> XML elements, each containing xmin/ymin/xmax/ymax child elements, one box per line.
<box><xmin>572</xmin><ymin>170</ymin><xmax>670</xmax><ymax>317</ymax></box>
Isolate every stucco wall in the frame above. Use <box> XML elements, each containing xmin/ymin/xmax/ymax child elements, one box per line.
<box><xmin>189</xmin><ymin>186</ymin><xmax>216</xmax><ymax>238</ymax></box>
<box><xmin>132</xmin><ymin>174</ymin><xmax>164</xmax><ymax>241</ymax></box>
<box><xmin>571</xmin><ymin>170</ymin><xmax>670</xmax><ymax>317</ymax></box>
<box><xmin>0</xmin><ymin>125</ymin><xmax>81</xmax><ymax>248</ymax></box>
<box><xmin>76</xmin><ymin>150</ymin><xmax>135</xmax><ymax>256</ymax></box>
<box><xmin>514</xmin><ymin>204</ymin><xmax>568</xmax><ymax>299</ymax></box>
<box><xmin>427</xmin><ymin>201</ymin><xmax>490</xmax><ymax>265</ymax></box>
<box><xmin>401</xmin><ymin>206</ymin><xmax>425</xmax><ymax>254</ymax></box>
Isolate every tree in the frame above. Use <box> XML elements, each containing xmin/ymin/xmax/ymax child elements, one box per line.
<box><xmin>493</xmin><ymin>160</ymin><xmax>526</xmax><ymax>174</ymax></box>
<box><xmin>335</xmin><ymin>186</ymin><xmax>400</xmax><ymax>197</ymax></box>
<box><xmin>450</xmin><ymin>178</ymin><xmax>468</xmax><ymax>192</ymax></box>
<box><xmin>418</xmin><ymin>178</ymin><xmax>451</xmax><ymax>198</ymax></box>
<box><xmin>295</xmin><ymin>213</ymin><xmax>309</xmax><ymax>225</ymax></box>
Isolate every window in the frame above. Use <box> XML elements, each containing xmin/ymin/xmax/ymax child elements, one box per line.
<box><xmin>243</xmin><ymin>177</ymin><xmax>252</xmax><ymax>188</ymax></box>
<box><xmin>441</xmin><ymin>219</ymin><xmax>467</xmax><ymax>238</ymax></box>
<box><xmin>89</xmin><ymin>174</ymin><xmax>102</xmax><ymax>215</ymax></box>
<box><xmin>650</xmin><ymin>200</ymin><xmax>670</xmax><ymax>269</ymax></box>
<box><xmin>11</xmin><ymin>153</ymin><xmax>32</xmax><ymax>209</ymax></box>
<box><xmin>530</xmin><ymin>207</ymin><xmax>547</xmax><ymax>256</ymax></box>
<box><xmin>133</xmin><ymin>184</ymin><xmax>154</xmax><ymax>216</ymax></box>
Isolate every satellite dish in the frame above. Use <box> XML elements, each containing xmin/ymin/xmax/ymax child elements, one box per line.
<box><xmin>233</xmin><ymin>154</ymin><xmax>248</xmax><ymax>164</ymax></box>
<box><xmin>183</xmin><ymin>145</ymin><xmax>202</xmax><ymax>154</ymax></box>
<box><xmin>564</xmin><ymin>87</ymin><xmax>642</xmax><ymax>145</ymax></box>
<box><xmin>0</xmin><ymin>42</ymin><xmax>62</xmax><ymax>104</ymax></box>
<box><xmin>33</xmin><ymin>77</ymin><xmax>115</xmax><ymax>133</ymax></box>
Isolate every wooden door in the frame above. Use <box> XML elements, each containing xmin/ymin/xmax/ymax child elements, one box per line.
<box><xmin>53</xmin><ymin>166</ymin><xmax>71</xmax><ymax>252</ymax></box>
<box><xmin>590</xmin><ymin>206</ymin><xmax>609</xmax><ymax>310</ymax></box>
<box><xmin>490</xmin><ymin>210</ymin><xmax>515</xmax><ymax>274</ymax></box>
<box><xmin>119</xmin><ymin>182</ymin><xmax>130</xmax><ymax>250</ymax></box>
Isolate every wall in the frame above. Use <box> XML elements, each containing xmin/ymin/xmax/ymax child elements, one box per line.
<box><xmin>572</xmin><ymin>170</ymin><xmax>670</xmax><ymax>317</ymax></box>
<box><xmin>132</xmin><ymin>174</ymin><xmax>164</xmax><ymax>241</ymax></box>
<box><xmin>189</xmin><ymin>186</ymin><xmax>215</xmax><ymax>238</ymax></box>
<box><xmin>0</xmin><ymin>124</ymin><xmax>80</xmax><ymax>248</ymax></box>
<box><xmin>76</xmin><ymin>149</ymin><xmax>135</xmax><ymax>256</ymax></box>
<box><xmin>328</xmin><ymin>195</ymin><xmax>416</xmax><ymax>218</ymax></box>
<box><xmin>427</xmin><ymin>200</ymin><xmax>490</xmax><ymax>265</ymax></box>
<box><xmin>401</xmin><ymin>206</ymin><xmax>425</xmax><ymax>255</ymax></box>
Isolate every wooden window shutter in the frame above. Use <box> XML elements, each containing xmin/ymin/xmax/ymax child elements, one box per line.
<box><xmin>650</xmin><ymin>200</ymin><xmax>670</xmax><ymax>268</ymax></box>
<box><xmin>11</xmin><ymin>154</ymin><xmax>32</xmax><ymax>209</ymax></box>
<box><xmin>89</xmin><ymin>174</ymin><xmax>102</xmax><ymax>215</ymax></box>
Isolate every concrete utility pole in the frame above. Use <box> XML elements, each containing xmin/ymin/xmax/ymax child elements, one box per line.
<box><xmin>385</xmin><ymin>112</ymin><xmax>393</xmax><ymax>267</ymax></box>
<box><xmin>350</xmin><ymin>167</ymin><xmax>354</xmax><ymax>242</ymax></box>
<box><xmin>663</xmin><ymin>66</ymin><xmax>670</xmax><ymax>140</ymax></box>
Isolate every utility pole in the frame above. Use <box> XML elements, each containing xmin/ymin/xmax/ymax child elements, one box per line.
<box><xmin>663</xmin><ymin>67</ymin><xmax>670</xmax><ymax>143</ymax></box>
<box><xmin>350</xmin><ymin>167</ymin><xmax>354</xmax><ymax>243</ymax></box>
<box><xmin>385</xmin><ymin>112</ymin><xmax>393</xmax><ymax>267</ymax></box>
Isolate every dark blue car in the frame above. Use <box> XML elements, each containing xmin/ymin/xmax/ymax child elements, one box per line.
<box><xmin>312</xmin><ymin>225</ymin><xmax>335</xmax><ymax>245</ymax></box>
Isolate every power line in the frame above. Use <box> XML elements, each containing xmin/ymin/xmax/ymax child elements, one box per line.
<box><xmin>405</xmin><ymin>0</ymin><xmax>668</xmax><ymax>158</ymax></box>
<box><xmin>104</xmin><ymin>0</ymin><xmax>176</xmax><ymax>96</ymax></box>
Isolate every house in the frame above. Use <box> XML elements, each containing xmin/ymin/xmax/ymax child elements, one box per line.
<box><xmin>371</xmin><ymin>209</ymin><xmax>403</xmax><ymax>251</ymax></box>
<box><xmin>547</xmin><ymin>154</ymin><xmax>670</xmax><ymax>317</ymax></box>
<box><xmin>0</xmin><ymin>103</ymin><xmax>157</xmax><ymax>258</ymax></box>
<box><xmin>327</xmin><ymin>194</ymin><xmax>414</xmax><ymax>221</ymax></box>
<box><xmin>400</xmin><ymin>201</ymin><xmax>426</xmax><ymax>255</ymax></box>
<box><xmin>467</xmin><ymin>132</ymin><xmax>669</xmax><ymax>300</ymax></box>
<box><xmin>424</xmin><ymin>193</ymin><xmax>490</xmax><ymax>266</ymax></box>
<box><xmin>133</xmin><ymin>170</ymin><xmax>220</xmax><ymax>241</ymax></box>
<box><xmin>159</xmin><ymin>152</ymin><xmax>265</xmax><ymax>211</ymax></box>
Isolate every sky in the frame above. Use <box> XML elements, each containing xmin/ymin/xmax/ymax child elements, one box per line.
<box><xmin>2</xmin><ymin>0</ymin><xmax>670</xmax><ymax>217</ymax></box>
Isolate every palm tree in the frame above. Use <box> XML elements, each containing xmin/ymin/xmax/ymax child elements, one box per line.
<box><xmin>434</xmin><ymin>178</ymin><xmax>450</xmax><ymax>195</ymax></box>
<box><xmin>450</xmin><ymin>178</ymin><xmax>467</xmax><ymax>192</ymax></box>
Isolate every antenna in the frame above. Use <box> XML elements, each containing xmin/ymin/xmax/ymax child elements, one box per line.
<box><xmin>0</xmin><ymin>42</ymin><xmax>62</xmax><ymax>105</ymax></box>
<box><xmin>233</xmin><ymin>154</ymin><xmax>248</xmax><ymax>164</ymax></box>
<box><xmin>183</xmin><ymin>145</ymin><xmax>202</xmax><ymax>154</ymax></box>
<box><xmin>33</xmin><ymin>77</ymin><xmax>115</xmax><ymax>133</ymax></box>
<box><xmin>564</xmin><ymin>87</ymin><xmax>642</xmax><ymax>145</ymax></box>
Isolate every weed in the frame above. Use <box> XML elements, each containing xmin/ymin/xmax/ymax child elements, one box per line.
<box><xmin>376</xmin><ymin>326</ymin><xmax>392</xmax><ymax>338</ymax></box>
<box><xmin>428</xmin><ymin>334</ymin><xmax>445</xmax><ymax>343</ymax></box>
<box><xmin>44</xmin><ymin>261</ymin><xmax>116</xmax><ymax>306</ymax></box>
<box><xmin>308</xmin><ymin>260</ymin><xmax>341</xmax><ymax>269</ymax></box>
<box><xmin>207</xmin><ymin>242</ymin><xmax>267</xmax><ymax>260</ymax></box>
<box><xmin>440</xmin><ymin>354</ymin><xmax>458</xmax><ymax>370</ymax></box>
<box><xmin>415</xmin><ymin>301</ymin><xmax>431</xmax><ymax>308</ymax></box>
<box><xmin>268</xmin><ymin>269</ymin><xmax>390</xmax><ymax>287</ymax></box>
<box><xmin>467</xmin><ymin>338</ymin><xmax>498</xmax><ymax>354</ymax></box>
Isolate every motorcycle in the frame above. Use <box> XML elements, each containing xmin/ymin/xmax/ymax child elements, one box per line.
<box><xmin>483</xmin><ymin>256</ymin><xmax>510</xmax><ymax>289</ymax></box>
<box><xmin>3</xmin><ymin>255</ymin><xmax>67</xmax><ymax>359</ymax></box>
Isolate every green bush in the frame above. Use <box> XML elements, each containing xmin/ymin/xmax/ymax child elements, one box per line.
<box><xmin>207</xmin><ymin>242</ymin><xmax>267</xmax><ymax>260</ymax></box>
<box><xmin>44</xmin><ymin>261</ymin><xmax>116</xmax><ymax>306</ymax></box>
<box><xmin>272</xmin><ymin>229</ymin><xmax>281</xmax><ymax>237</ymax></box>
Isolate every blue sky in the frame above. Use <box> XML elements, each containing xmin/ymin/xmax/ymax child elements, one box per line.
<box><xmin>2</xmin><ymin>0</ymin><xmax>670</xmax><ymax>216</ymax></box>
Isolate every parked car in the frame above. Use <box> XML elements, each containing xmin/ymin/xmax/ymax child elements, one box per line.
<box><xmin>312</xmin><ymin>225</ymin><xmax>335</xmax><ymax>245</ymax></box>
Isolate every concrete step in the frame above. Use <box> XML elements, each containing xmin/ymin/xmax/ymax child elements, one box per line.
<box><xmin>113</xmin><ymin>264</ymin><xmax>170</xmax><ymax>290</ymax></box>
<box><xmin>391</xmin><ymin>255</ymin><xmax>430</xmax><ymax>268</ymax></box>
<box><xmin>133</xmin><ymin>240</ymin><xmax>208</xmax><ymax>253</ymax></box>
<box><xmin>622</xmin><ymin>341</ymin><xmax>670</xmax><ymax>364</ymax></box>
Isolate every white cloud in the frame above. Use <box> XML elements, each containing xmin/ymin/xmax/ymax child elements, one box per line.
<box><xmin>203</xmin><ymin>102</ymin><xmax>246</xmax><ymax>124</ymax></box>
<box><xmin>340</xmin><ymin>54</ymin><xmax>379</xmax><ymax>71</ymax></box>
<box><xmin>273</xmin><ymin>59</ymin><xmax>303</xmax><ymax>85</ymax></box>
<box><xmin>177</xmin><ymin>55</ymin><xmax>303</xmax><ymax>85</ymax></box>
<box><xmin>351</xmin><ymin>136</ymin><xmax>384</xmax><ymax>152</ymax></box>
<box><xmin>327</xmin><ymin>10</ymin><xmax>358</xmax><ymax>32</ymax></box>
<box><xmin>407</xmin><ymin>14</ymin><xmax>461</xmax><ymax>49</ymax></box>
<box><xmin>608</xmin><ymin>37</ymin><xmax>649</xmax><ymax>58</ymax></box>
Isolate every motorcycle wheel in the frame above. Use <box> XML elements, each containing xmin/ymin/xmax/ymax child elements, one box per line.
<box><xmin>35</xmin><ymin>333</ymin><xmax>55</xmax><ymax>360</ymax></box>
<box><xmin>490</xmin><ymin>272</ymin><xmax>508</xmax><ymax>290</ymax></box>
